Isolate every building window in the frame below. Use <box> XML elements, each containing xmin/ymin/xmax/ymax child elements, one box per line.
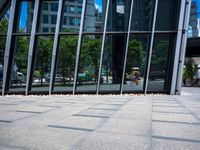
<box><xmin>51</xmin><ymin>3</ymin><xmax>58</xmax><ymax>11</ymax></box>
<box><xmin>77</xmin><ymin>6</ymin><xmax>82</xmax><ymax>14</ymax></box>
<box><xmin>69</xmin><ymin>0</ymin><xmax>75</xmax><ymax>2</ymax></box>
<box><xmin>43</xmin><ymin>27</ymin><xmax>49</xmax><ymax>32</ymax></box>
<box><xmin>69</xmin><ymin>6</ymin><xmax>75</xmax><ymax>13</ymax></box>
<box><xmin>69</xmin><ymin>17</ymin><xmax>75</xmax><ymax>25</ymax></box>
<box><xmin>78</xmin><ymin>0</ymin><xmax>83</xmax><ymax>3</ymax></box>
<box><xmin>64</xmin><ymin>4</ymin><xmax>67</xmax><ymax>13</ymax></box>
<box><xmin>77</xmin><ymin>18</ymin><xmax>81</xmax><ymax>25</ymax></box>
<box><xmin>63</xmin><ymin>16</ymin><xmax>67</xmax><ymax>25</ymax></box>
<box><xmin>43</xmin><ymin>2</ymin><xmax>48</xmax><ymax>10</ymax></box>
<box><xmin>51</xmin><ymin>15</ymin><xmax>57</xmax><ymax>24</ymax></box>
<box><xmin>43</xmin><ymin>15</ymin><xmax>49</xmax><ymax>24</ymax></box>
<box><xmin>51</xmin><ymin>28</ymin><xmax>55</xmax><ymax>32</ymax></box>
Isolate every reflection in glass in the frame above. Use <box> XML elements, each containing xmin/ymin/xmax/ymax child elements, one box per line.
<box><xmin>131</xmin><ymin>0</ymin><xmax>155</xmax><ymax>31</ymax></box>
<box><xmin>83</xmin><ymin>0</ymin><xmax>102</xmax><ymax>32</ymax></box>
<box><xmin>17</xmin><ymin>1</ymin><xmax>35</xmax><ymax>33</ymax></box>
<box><xmin>155</xmin><ymin>0</ymin><xmax>181</xmax><ymax>31</ymax></box>
<box><xmin>37</xmin><ymin>0</ymin><xmax>59</xmax><ymax>33</ymax></box>
<box><xmin>147</xmin><ymin>34</ymin><xmax>175</xmax><ymax>92</ymax></box>
<box><xmin>53</xmin><ymin>35</ymin><xmax>78</xmax><ymax>92</ymax></box>
<box><xmin>9</xmin><ymin>36</ymin><xmax>30</xmax><ymax>92</ymax></box>
<box><xmin>0</xmin><ymin>36</ymin><xmax>6</xmax><ymax>91</ymax></box>
<box><xmin>31</xmin><ymin>36</ymin><xmax>53</xmax><ymax>91</ymax></box>
<box><xmin>60</xmin><ymin>0</ymin><xmax>82</xmax><ymax>32</ymax></box>
<box><xmin>100</xmin><ymin>34</ymin><xmax>127</xmax><ymax>92</ymax></box>
<box><xmin>76</xmin><ymin>35</ymin><xmax>102</xmax><ymax>92</ymax></box>
<box><xmin>123</xmin><ymin>34</ymin><xmax>150</xmax><ymax>92</ymax></box>
<box><xmin>107</xmin><ymin>0</ymin><xmax>131</xmax><ymax>31</ymax></box>
<box><xmin>0</xmin><ymin>9</ymin><xmax>9</xmax><ymax>33</ymax></box>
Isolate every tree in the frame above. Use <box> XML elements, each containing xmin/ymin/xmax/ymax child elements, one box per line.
<box><xmin>126</xmin><ymin>39</ymin><xmax>145</xmax><ymax>74</ymax></box>
<box><xmin>57</xmin><ymin>36</ymin><xmax>77</xmax><ymax>83</ymax></box>
<box><xmin>35</xmin><ymin>36</ymin><xmax>53</xmax><ymax>85</ymax></box>
<box><xmin>80</xmin><ymin>36</ymin><xmax>101</xmax><ymax>82</ymax></box>
<box><xmin>151</xmin><ymin>40</ymin><xmax>169</xmax><ymax>71</ymax></box>
<box><xmin>0</xmin><ymin>18</ymin><xmax>8</xmax><ymax>65</ymax></box>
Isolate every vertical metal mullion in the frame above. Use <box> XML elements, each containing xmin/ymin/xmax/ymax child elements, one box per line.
<box><xmin>25</xmin><ymin>0</ymin><xmax>40</xmax><ymax>95</ymax></box>
<box><xmin>176</xmin><ymin>0</ymin><xmax>191</xmax><ymax>94</ymax></box>
<box><xmin>144</xmin><ymin>0</ymin><xmax>159</xmax><ymax>94</ymax></box>
<box><xmin>72</xmin><ymin>0</ymin><xmax>87</xmax><ymax>95</ymax></box>
<box><xmin>96</xmin><ymin>0</ymin><xmax>110</xmax><ymax>94</ymax></box>
<box><xmin>120</xmin><ymin>0</ymin><xmax>135</xmax><ymax>95</ymax></box>
<box><xmin>170</xmin><ymin>0</ymin><xmax>187</xmax><ymax>94</ymax></box>
<box><xmin>2</xmin><ymin>0</ymin><xmax>17</xmax><ymax>96</ymax></box>
<box><xmin>49</xmin><ymin>0</ymin><xmax>63</xmax><ymax>95</ymax></box>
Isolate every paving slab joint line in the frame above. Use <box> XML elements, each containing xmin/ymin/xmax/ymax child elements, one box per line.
<box><xmin>152</xmin><ymin>135</ymin><xmax>200</xmax><ymax>143</ymax></box>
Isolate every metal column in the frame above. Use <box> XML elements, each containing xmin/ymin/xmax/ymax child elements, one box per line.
<box><xmin>144</xmin><ymin>0</ymin><xmax>159</xmax><ymax>94</ymax></box>
<box><xmin>170</xmin><ymin>0</ymin><xmax>187</xmax><ymax>94</ymax></box>
<box><xmin>120</xmin><ymin>0</ymin><xmax>135</xmax><ymax>95</ymax></box>
<box><xmin>2</xmin><ymin>0</ymin><xmax>17</xmax><ymax>95</ymax></box>
<box><xmin>96</xmin><ymin>0</ymin><xmax>110</xmax><ymax>94</ymax></box>
<box><xmin>49</xmin><ymin>0</ymin><xmax>63</xmax><ymax>94</ymax></box>
<box><xmin>176</xmin><ymin>0</ymin><xmax>192</xmax><ymax>95</ymax></box>
<box><xmin>25</xmin><ymin>0</ymin><xmax>40</xmax><ymax>95</ymax></box>
<box><xmin>73</xmin><ymin>0</ymin><xmax>87</xmax><ymax>95</ymax></box>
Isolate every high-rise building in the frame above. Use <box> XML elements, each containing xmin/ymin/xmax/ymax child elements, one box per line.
<box><xmin>190</xmin><ymin>1</ymin><xmax>198</xmax><ymax>37</ymax></box>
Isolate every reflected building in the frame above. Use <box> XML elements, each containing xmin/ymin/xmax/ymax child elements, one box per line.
<box><xmin>0</xmin><ymin>0</ymin><xmax>191</xmax><ymax>95</ymax></box>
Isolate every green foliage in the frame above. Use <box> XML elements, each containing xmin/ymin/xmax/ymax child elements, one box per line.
<box><xmin>0</xmin><ymin>18</ymin><xmax>8</xmax><ymax>33</ymax></box>
<box><xmin>183</xmin><ymin>58</ymin><xmax>197</xmax><ymax>83</ymax></box>
<box><xmin>127</xmin><ymin>39</ymin><xmax>145</xmax><ymax>74</ymax></box>
<box><xmin>57</xmin><ymin>36</ymin><xmax>77</xmax><ymax>81</ymax></box>
<box><xmin>151</xmin><ymin>40</ymin><xmax>169</xmax><ymax>70</ymax></box>
<box><xmin>34</xmin><ymin>70</ymin><xmax>41</xmax><ymax>78</ymax></box>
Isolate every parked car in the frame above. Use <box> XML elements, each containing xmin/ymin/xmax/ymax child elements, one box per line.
<box><xmin>45</xmin><ymin>74</ymin><xmax>63</xmax><ymax>82</ymax></box>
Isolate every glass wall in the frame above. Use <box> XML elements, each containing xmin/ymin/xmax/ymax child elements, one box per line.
<box><xmin>1</xmin><ymin>0</ymin><xmax>187</xmax><ymax>95</ymax></box>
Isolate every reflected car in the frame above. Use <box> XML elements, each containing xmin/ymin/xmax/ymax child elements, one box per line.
<box><xmin>45</xmin><ymin>74</ymin><xmax>63</xmax><ymax>82</ymax></box>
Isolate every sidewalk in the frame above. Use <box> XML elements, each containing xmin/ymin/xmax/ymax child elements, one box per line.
<box><xmin>0</xmin><ymin>87</ymin><xmax>200</xmax><ymax>150</ymax></box>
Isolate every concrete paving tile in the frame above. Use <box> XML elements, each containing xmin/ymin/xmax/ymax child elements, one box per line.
<box><xmin>152</xmin><ymin>112</ymin><xmax>200</xmax><ymax>123</ymax></box>
<box><xmin>152</xmin><ymin>122</ymin><xmax>200</xmax><ymax>140</ymax></box>
<box><xmin>48</xmin><ymin>115</ymin><xmax>106</xmax><ymax>131</ymax></box>
<box><xmin>0</xmin><ymin>126</ymin><xmax>83</xmax><ymax>150</ymax></box>
<box><xmin>75</xmin><ymin>109</ymin><xmax>115</xmax><ymax>118</ymax></box>
<box><xmin>71</xmin><ymin>132</ymin><xmax>150</xmax><ymax>150</ymax></box>
<box><xmin>90</xmin><ymin>103</ymin><xmax>122</xmax><ymax>110</ymax></box>
<box><xmin>0</xmin><ymin>111</ymin><xmax>34</xmax><ymax>122</ymax></box>
<box><xmin>98</xmin><ymin>119</ymin><xmax>151</xmax><ymax>136</ymax></box>
<box><xmin>152</xmin><ymin>138</ymin><xmax>200</xmax><ymax>150</ymax></box>
<box><xmin>111</xmin><ymin>110</ymin><xmax>152</xmax><ymax>121</ymax></box>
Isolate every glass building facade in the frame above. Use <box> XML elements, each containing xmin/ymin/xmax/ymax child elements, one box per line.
<box><xmin>0</xmin><ymin>0</ymin><xmax>191</xmax><ymax>95</ymax></box>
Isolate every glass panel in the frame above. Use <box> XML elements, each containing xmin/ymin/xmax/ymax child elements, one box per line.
<box><xmin>100</xmin><ymin>34</ymin><xmax>127</xmax><ymax>92</ymax></box>
<box><xmin>37</xmin><ymin>0</ymin><xmax>59</xmax><ymax>33</ymax></box>
<box><xmin>9</xmin><ymin>36</ymin><xmax>30</xmax><ymax>92</ymax></box>
<box><xmin>16</xmin><ymin>1</ymin><xmax>35</xmax><ymax>33</ymax></box>
<box><xmin>155</xmin><ymin>0</ymin><xmax>181</xmax><ymax>31</ymax></box>
<box><xmin>147</xmin><ymin>34</ymin><xmax>175</xmax><ymax>92</ymax></box>
<box><xmin>76</xmin><ymin>35</ymin><xmax>102</xmax><ymax>92</ymax></box>
<box><xmin>130</xmin><ymin>0</ymin><xmax>155</xmax><ymax>31</ymax></box>
<box><xmin>0</xmin><ymin>9</ymin><xmax>9</xmax><ymax>33</ymax></box>
<box><xmin>123</xmin><ymin>34</ymin><xmax>150</xmax><ymax>92</ymax></box>
<box><xmin>83</xmin><ymin>0</ymin><xmax>103</xmax><ymax>32</ymax></box>
<box><xmin>60</xmin><ymin>0</ymin><xmax>82</xmax><ymax>32</ymax></box>
<box><xmin>0</xmin><ymin>36</ymin><xmax>6</xmax><ymax>91</ymax></box>
<box><xmin>31</xmin><ymin>36</ymin><xmax>53</xmax><ymax>92</ymax></box>
<box><xmin>107</xmin><ymin>0</ymin><xmax>131</xmax><ymax>32</ymax></box>
<box><xmin>53</xmin><ymin>35</ymin><xmax>78</xmax><ymax>93</ymax></box>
